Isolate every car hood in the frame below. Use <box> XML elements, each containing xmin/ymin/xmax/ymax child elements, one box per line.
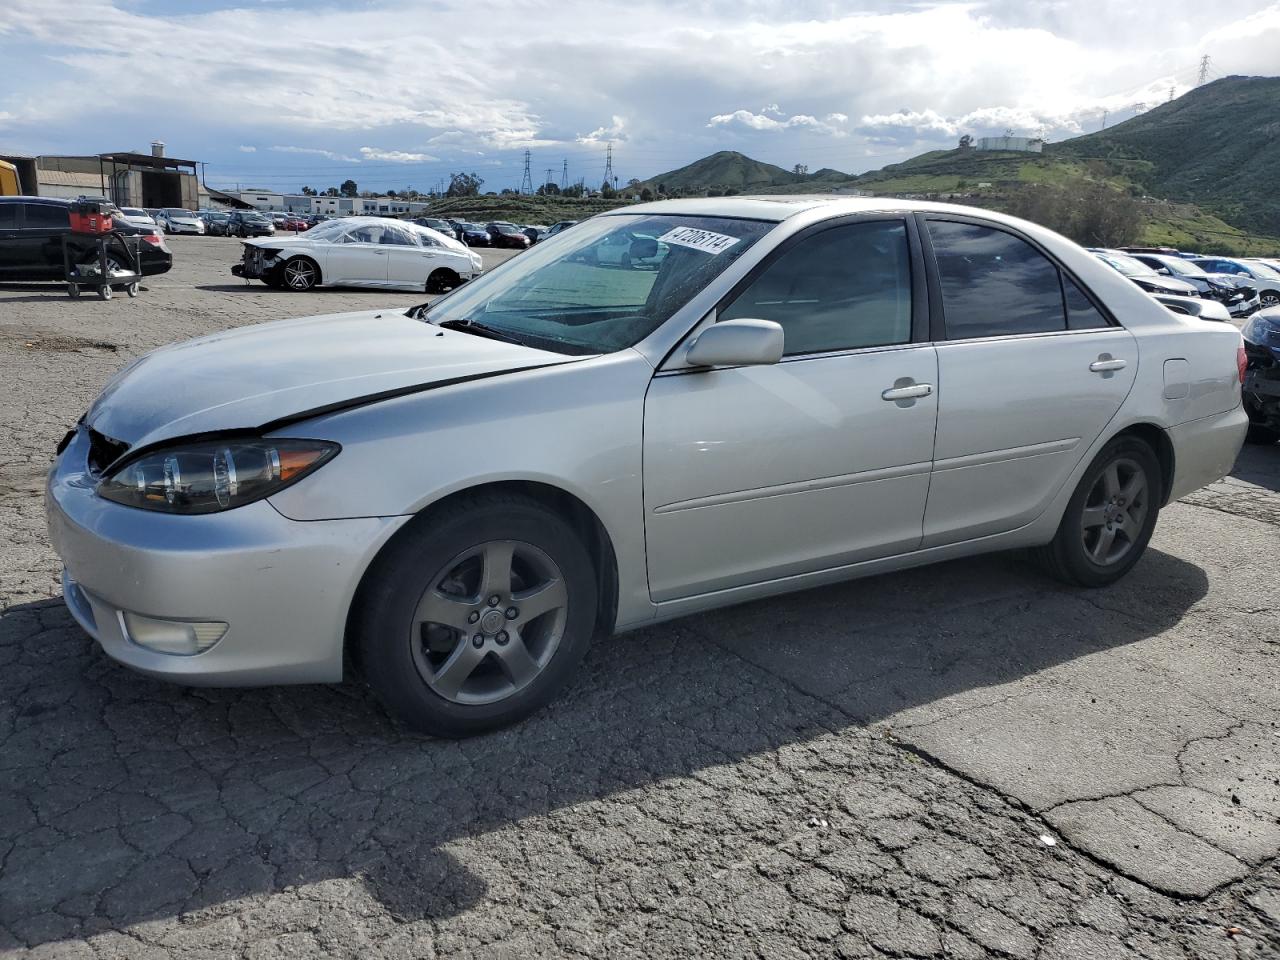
<box><xmin>1203</xmin><ymin>272</ymin><xmax>1255</xmax><ymax>290</ymax></box>
<box><xmin>85</xmin><ymin>309</ymin><xmax>572</xmax><ymax>451</ymax></box>
<box><xmin>242</xmin><ymin>236</ymin><xmax>313</xmax><ymax>250</ymax></box>
<box><xmin>168</xmin><ymin>217</ymin><xmax>201</xmax><ymax>225</ymax></box>
<box><xmin>1135</xmin><ymin>274</ymin><xmax>1200</xmax><ymax>295</ymax></box>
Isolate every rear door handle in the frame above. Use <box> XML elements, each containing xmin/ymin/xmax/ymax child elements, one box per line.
<box><xmin>1089</xmin><ymin>358</ymin><xmax>1127</xmax><ymax>372</ymax></box>
<box><xmin>881</xmin><ymin>383</ymin><xmax>933</xmax><ymax>401</ymax></box>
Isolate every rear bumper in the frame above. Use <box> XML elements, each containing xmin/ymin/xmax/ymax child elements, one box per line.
<box><xmin>1166</xmin><ymin>406</ymin><xmax>1249</xmax><ymax>502</ymax></box>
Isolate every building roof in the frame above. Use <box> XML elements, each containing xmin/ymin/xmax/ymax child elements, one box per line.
<box><xmin>98</xmin><ymin>151</ymin><xmax>198</xmax><ymax>170</ymax></box>
<box><xmin>37</xmin><ymin>170</ymin><xmax>105</xmax><ymax>188</ymax></box>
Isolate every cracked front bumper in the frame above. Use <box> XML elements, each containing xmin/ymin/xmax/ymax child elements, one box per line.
<box><xmin>46</xmin><ymin>428</ymin><xmax>408</xmax><ymax>686</ymax></box>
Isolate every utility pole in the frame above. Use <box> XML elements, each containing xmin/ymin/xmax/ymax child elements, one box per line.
<box><xmin>1168</xmin><ymin>84</ymin><xmax>1176</xmax><ymax>102</ymax></box>
<box><xmin>602</xmin><ymin>143</ymin><xmax>614</xmax><ymax>189</ymax></box>
<box><xmin>520</xmin><ymin>149</ymin><xmax>533</xmax><ymax>195</ymax></box>
<box><xmin>1198</xmin><ymin>54</ymin><xmax>1211</xmax><ymax>85</ymax></box>
<box><xmin>560</xmin><ymin>158</ymin><xmax>568</xmax><ymax>191</ymax></box>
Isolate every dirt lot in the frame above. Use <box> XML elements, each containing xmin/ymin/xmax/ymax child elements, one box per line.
<box><xmin>1</xmin><ymin>235</ymin><xmax>1279</xmax><ymax>959</ymax></box>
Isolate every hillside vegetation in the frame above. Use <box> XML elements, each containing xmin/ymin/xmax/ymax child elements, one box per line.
<box><xmin>423</xmin><ymin>194</ymin><xmax>632</xmax><ymax>225</ymax></box>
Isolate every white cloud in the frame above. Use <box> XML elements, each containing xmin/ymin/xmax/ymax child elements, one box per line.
<box><xmin>237</xmin><ymin>145</ymin><xmax>256</xmax><ymax>152</ymax></box>
<box><xmin>708</xmin><ymin>109</ymin><xmax>848</xmax><ymax>136</ymax></box>
<box><xmin>269</xmin><ymin>145</ymin><xmax>359</xmax><ymax>162</ymax></box>
<box><xmin>577</xmin><ymin>115</ymin><xmax>627</xmax><ymax>144</ymax></box>
<box><xmin>358</xmin><ymin>147</ymin><xmax>439</xmax><ymax>163</ymax></box>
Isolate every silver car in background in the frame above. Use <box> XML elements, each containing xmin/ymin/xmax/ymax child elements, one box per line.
<box><xmin>47</xmin><ymin>198</ymin><xmax>1248</xmax><ymax>737</ymax></box>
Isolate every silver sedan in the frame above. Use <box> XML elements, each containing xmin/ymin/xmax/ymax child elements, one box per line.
<box><xmin>47</xmin><ymin>198</ymin><xmax>1248</xmax><ymax>736</ymax></box>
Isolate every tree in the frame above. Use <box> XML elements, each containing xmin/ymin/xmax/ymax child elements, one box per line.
<box><xmin>536</xmin><ymin>182</ymin><xmax>560</xmax><ymax>196</ymax></box>
<box><xmin>640</xmin><ymin>187</ymin><xmax>654</xmax><ymax>202</ymax></box>
<box><xmin>600</xmin><ymin>180</ymin><xmax>617</xmax><ymax>199</ymax></box>
<box><xmin>561</xmin><ymin>182</ymin><xmax>585</xmax><ymax>198</ymax></box>
<box><xmin>792</xmin><ymin>163</ymin><xmax>808</xmax><ymax>176</ymax></box>
<box><xmin>386</xmin><ymin>189</ymin><xmax>398</xmax><ymax>198</ymax></box>
<box><xmin>300</xmin><ymin>185</ymin><xmax>316</xmax><ymax>196</ymax></box>
<box><xmin>1004</xmin><ymin>183</ymin><xmax>1144</xmax><ymax>247</ymax></box>
<box><xmin>446</xmin><ymin>172</ymin><xmax>484</xmax><ymax>197</ymax></box>
<box><xmin>339</xmin><ymin>179</ymin><xmax>358</xmax><ymax>197</ymax></box>
<box><xmin>323</xmin><ymin>186</ymin><xmax>340</xmax><ymax>197</ymax></box>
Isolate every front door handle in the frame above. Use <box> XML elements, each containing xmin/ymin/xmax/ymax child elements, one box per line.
<box><xmin>881</xmin><ymin>382</ymin><xmax>933</xmax><ymax>402</ymax></box>
<box><xmin>1089</xmin><ymin>358</ymin><xmax>1127</xmax><ymax>372</ymax></box>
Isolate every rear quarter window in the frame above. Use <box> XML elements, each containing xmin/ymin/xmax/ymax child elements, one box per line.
<box><xmin>22</xmin><ymin>204</ymin><xmax>70</xmax><ymax>230</ymax></box>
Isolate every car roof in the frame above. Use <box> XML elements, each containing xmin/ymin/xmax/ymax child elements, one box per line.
<box><xmin>602</xmin><ymin>195</ymin><xmax>1072</xmax><ymax>225</ymax></box>
<box><xmin>0</xmin><ymin>195</ymin><xmax>72</xmax><ymax>205</ymax></box>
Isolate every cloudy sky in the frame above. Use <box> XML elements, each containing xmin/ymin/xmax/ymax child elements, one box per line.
<box><xmin>2</xmin><ymin>0</ymin><xmax>1279</xmax><ymax>194</ymax></box>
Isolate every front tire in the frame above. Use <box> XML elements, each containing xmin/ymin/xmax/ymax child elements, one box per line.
<box><xmin>281</xmin><ymin>257</ymin><xmax>319</xmax><ymax>291</ymax></box>
<box><xmin>353</xmin><ymin>494</ymin><xmax>598</xmax><ymax>737</ymax></box>
<box><xmin>426</xmin><ymin>269</ymin><xmax>459</xmax><ymax>294</ymax></box>
<box><xmin>1038</xmin><ymin>435</ymin><xmax>1161</xmax><ymax>587</ymax></box>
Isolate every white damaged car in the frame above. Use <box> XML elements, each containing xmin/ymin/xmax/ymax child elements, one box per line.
<box><xmin>232</xmin><ymin>216</ymin><xmax>484</xmax><ymax>293</ymax></box>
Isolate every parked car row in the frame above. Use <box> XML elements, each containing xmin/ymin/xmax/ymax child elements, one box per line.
<box><xmin>409</xmin><ymin>217</ymin><xmax>579</xmax><ymax>249</ymax></box>
<box><xmin>1090</xmin><ymin>247</ymin><xmax>1267</xmax><ymax>318</ymax></box>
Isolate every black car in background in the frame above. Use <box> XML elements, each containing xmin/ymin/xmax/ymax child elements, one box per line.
<box><xmin>486</xmin><ymin>221</ymin><xmax>531</xmax><ymax>249</ymax></box>
<box><xmin>456</xmin><ymin>222</ymin><xmax>491</xmax><ymax>246</ymax></box>
<box><xmin>0</xmin><ymin>196</ymin><xmax>173</xmax><ymax>281</ymax></box>
<box><xmin>545</xmin><ymin>220</ymin><xmax>577</xmax><ymax>237</ymax></box>
<box><xmin>1241</xmin><ymin>308</ymin><xmax>1280</xmax><ymax>444</ymax></box>
<box><xmin>225</xmin><ymin>210</ymin><xmax>276</xmax><ymax>238</ymax></box>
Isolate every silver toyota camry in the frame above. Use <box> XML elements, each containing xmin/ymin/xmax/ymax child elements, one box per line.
<box><xmin>47</xmin><ymin>198</ymin><xmax>1248</xmax><ymax>737</ymax></box>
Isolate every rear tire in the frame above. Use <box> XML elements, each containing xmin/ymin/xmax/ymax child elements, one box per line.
<box><xmin>426</xmin><ymin>269</ymin><xmax>459</xmax><ymax>294</ymax></box>
<box><xmin>353</xmin><ymin>493</ymin><xmax>598</xmax><ymax>737</ymax></box>
<box><xmin>1037</xmin><ymin>435</ymin><xmax>1161</xmax><ymax>587</ymax></box>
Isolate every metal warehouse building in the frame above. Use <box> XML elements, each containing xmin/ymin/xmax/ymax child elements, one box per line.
<box><xmin>0</xmin><ymin>142</ymin><xmax>201</xmax><ymax>207</ymax></box>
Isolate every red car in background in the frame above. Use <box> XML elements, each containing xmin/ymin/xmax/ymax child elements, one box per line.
<box><xmin>284</xmin><ymin>215</ymin><xmax>310</xmax><ymax>232</ymax></box>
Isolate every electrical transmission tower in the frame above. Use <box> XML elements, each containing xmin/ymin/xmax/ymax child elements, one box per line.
<box><xmin>520</xmin><ymin>149</ymin><xmax>533</xmax><ymax>195</ymax></box>
<box><xmin>1168</xmin><ymin>84</ymin><xmax>1176</xmax><ymax>102</ymax></box>
<box><xmin>560</xmin><ymin>158</ymin><xmax>568</xmax><ymax>191</ymax></box>
<box><xmin>1100</xmin><ymin>110</ymin><xmax>1108</xmax><ymax>130</ymax></box>
<box><xmin>602</xmin><ymin>143</ymin><xmax>614</xmax><ymax>189</ymax></box>
<box><xmin>1198</xmin><ymin>54</ymin><xmax>1211</xmax><ymax>86</ymax></box>
<box><xmin>544</xmin><ymin>168</ymin><xmax>553</xmax><ymax>191</ymax></box>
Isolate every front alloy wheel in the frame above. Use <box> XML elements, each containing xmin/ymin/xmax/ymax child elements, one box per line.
<box><xmin>412</xmin><ymin>541</ymin><xmax>567</xmax><ymax>704</ymax></box>
<box><xmin>282</xmin><ymin>258</ymin><xmax>318</xmax><ymax>291</ymax></box>
<box><xmin>354</xmin><ymin>493</ymin><xmax>598</xmax><ymax>737</ymax></box>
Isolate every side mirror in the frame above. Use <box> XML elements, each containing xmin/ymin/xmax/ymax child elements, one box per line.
<box><xmin>1156</xmin><ymin>267</ymin><xmax>1171</xmax><ymax>275</ymax></box>
<box><xmin>685</xmin><ymin>318</ymin><xmax>784</xmax><ymax>368</ymax></box>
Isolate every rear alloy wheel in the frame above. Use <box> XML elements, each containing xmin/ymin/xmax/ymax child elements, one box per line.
<box><xmin>1261</xmin><ymin>291</ymin><xmax>1280</xmax><ymax>309</ymax></box>
<box><xmin>281</xmin><ymin>257</ymin><xmax>319</xmax><ymax>291</ymax></box>
<box><xmin>1038</xmin><ymin>436</ymin><xmax>1161</xmax><ymax>587</ymax></box>
<box><xmin>426</xmin><ymin>269</ymin><xmax>460</xmax><ymax>294</ymax></box>
<box><xmin>354</xmin><ymin>494</ymin><xmax>598</xmax><ymax>737</ymax></box>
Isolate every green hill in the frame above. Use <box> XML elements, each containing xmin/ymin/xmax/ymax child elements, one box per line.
<box><xmin>1048</xmin><ymin>75</ymin><xmax>1280</xmax><ymax>236</ymax></box>
<box><xmin>631</xmin><ymin>150</ymin><xmax>804</xmax><ymax>194</ymax></box>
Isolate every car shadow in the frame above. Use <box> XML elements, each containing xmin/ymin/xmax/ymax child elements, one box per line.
<box><xmin>193</xmin><ymin>284</ymin><xmax>427</xmax><ymax>296</ymax></box>
<box><xmin>0</xmin><ymin>548</ymin><xmax>1208</xmax><ymax>947</ymax></box>
<box><xmin>1231</xmin><ymin>441</ymin><xmax>1279</xmax><ymax>492</ymax></box>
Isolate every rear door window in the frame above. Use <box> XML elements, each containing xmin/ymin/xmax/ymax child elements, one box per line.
<box><xmin>22</xmin><ymin>204</ymin><xmax>70</xmax><ymax>230</ymax></box>
<box><xmin>0</xmin><ymin>204</ymin><xmax>16</xmax><ymax>230</ymax></box>
<box><xmin>927</xmin><ymin>220</ymin><xmax>1067</xmax><ymax>339</ymax></box>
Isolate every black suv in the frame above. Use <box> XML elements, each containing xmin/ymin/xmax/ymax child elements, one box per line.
<box><xmin>0</xmin><ymin>197</ymin><xmax>173</xmax><ymax>281</ymax></box>
<box><xmin>225</xmin><ymin>210</ymin><xmax>276</xmax><ymax>238</ymax></box>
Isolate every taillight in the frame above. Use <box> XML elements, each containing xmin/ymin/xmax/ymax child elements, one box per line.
<box><xmin>1238</xmin><ymin>343</ymin><xmax>1248</xmax><ymax>384</ymax></box>
<box><xmin>141</xmin><ymin>233</ymin><xmax>163</xmax><ymax>246</ymax></box>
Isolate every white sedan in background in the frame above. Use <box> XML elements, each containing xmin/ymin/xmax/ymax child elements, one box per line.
<box><xmin>232</xmin><ymin>217</ymin><xmax>483</xmax><ymax>293</ymax></box>
<box><xmin>156</xmin><ymin>208</ymin><xmax>206</xmax><ymax>235</ymax></box>
<box><xmin>117</xmin><ymin>207</ymin><xmax>159</xmax><ymax>230</ymax></box>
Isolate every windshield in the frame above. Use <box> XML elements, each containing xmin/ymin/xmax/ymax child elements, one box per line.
<box><xmin>1097</xmin><ymin>253</ymin><xmax>1153</xmax><ymax>278</ymax></box>
<box><xmin>165</xmin><ymin>209</ymin><xmax>196</xmax><ymax>218</ymax></box>
<box><xmin>425</xmin><ymin>214</ymin><xmax>773</xmax><ymax>355</ymax></box>
<box><xmin>122</xmin><ymin>208</ymin><xmax>145</xmax><ymax>217</ymax></box>
<box><xmin>1158</xmin><ymin>257</ymin><xmax>1206</xmax><ymax>277</ymax></box>
<box><xmin>1245</xmin><ymin>260</ymin><xmax>1280</xmax><ymax>280</ymax></box>
<box><xmin>304</xmin><ymin>219</ymin><xmax>348</xmax><ymax>240</ymax></box>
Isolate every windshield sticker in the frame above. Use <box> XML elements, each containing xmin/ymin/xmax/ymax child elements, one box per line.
<box><xmin>657</xmin><ymin>226</ymin><xmax>741</xmax><ymax>255</ymax></box>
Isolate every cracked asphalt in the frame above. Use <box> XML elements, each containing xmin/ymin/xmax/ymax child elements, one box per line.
<box><xmin>1</xmin><ymin>236</ymin><xmax>1278</xmax><ymax>958</ymax></box>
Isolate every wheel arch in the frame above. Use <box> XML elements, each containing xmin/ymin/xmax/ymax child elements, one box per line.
<box><xmin>345</xmin><ymin>479</ymin><xmax>620</xmax><ymax>672</ymax></box>
<box><xmin>1108</xmin><ymin>421</ymin><xmax>1175</xmax><ymax>506</ymax></box>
